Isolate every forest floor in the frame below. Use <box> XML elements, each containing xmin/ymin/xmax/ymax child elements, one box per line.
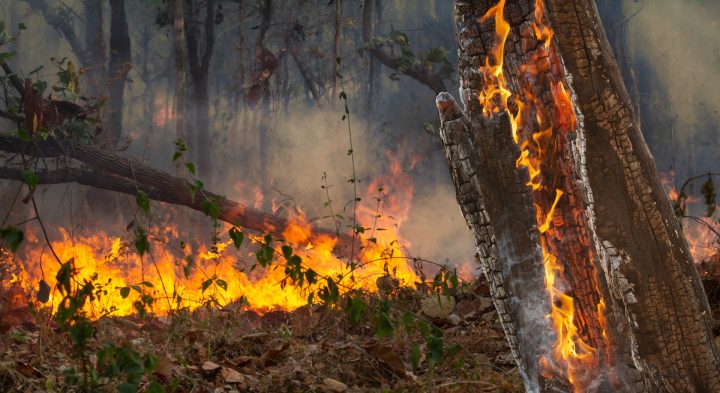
<box><xmin>3</xmin><ymin>252</ymin><xmax>720</xmax><ymax>393</ymax></box>
<box><xmin>0</xmin><ymin>257</ymin><xmax>524</xmax><ymax>393</ymax></box>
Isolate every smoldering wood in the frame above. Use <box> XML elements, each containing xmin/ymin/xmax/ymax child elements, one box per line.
<box><xmin>440</xmin><ymin>1</ymin><xmax>720</xmax><ymax>392</ymax></box>
<box><xmin>0</xmin><ymin>133</ymin><xmax>358</xmax><ymax>257</ymax></box>
<box><xmin>547</xmin><ymin>0</ymin><xmax>720</xmax><ymax>390</ymax></box>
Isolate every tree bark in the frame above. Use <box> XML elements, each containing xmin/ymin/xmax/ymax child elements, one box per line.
<box><xmin>331</xmin><ymin>0</ymin><xmax>342</xmax><ymax>100</ymax></box>
<box><xmin>173</xmin><ymin>0</ymin><xmax>189</xmax><ymax>174</ymax></box>
<box><xmin>108</xmin><ymin>0</ymin><xmax>132</xmax><ymax>148</ymax></box>
<box><xmin>439</xmin><ymin>1</ymin><xmax>720</xmax><ymax>392</ymax></box>
<box><xmin>83</xmin><ymin>0</ymin><xmax>106</xmax><ymax>97</ymax></box>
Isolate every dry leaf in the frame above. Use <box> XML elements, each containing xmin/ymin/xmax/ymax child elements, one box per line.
<box><xmin>256</xmin><ymin>341</ymin><xmax>290</xmax><ymax>368</ymax></box>
<box><xmin>220</xmin><ymin>367</ymin><xmax>246</xmax><ymax>384</ymax></box>
<box><xmin>155</xmin><ymin>356</ymin><xmax>176</xmax><ymax>380</ymax></box>
<box><xmin>362</xmin><ymin>342</ymin><xmax>407</xmax><ymax>376</ymax></box>
<box><xmin>323</xmin><ymin>377</ymin><xmax>348</xmax><ymax>392</ymax></box>
<box><xmin>201</xmin><ymin>361</ymin><xmax>221</xmax><ymax>371</ymax></box>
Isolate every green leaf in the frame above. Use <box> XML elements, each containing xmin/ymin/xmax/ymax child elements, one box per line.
<box><xmin>55</xmin><ymin>259</ymin><xmax>73</xmax><ymax>296</ymax></box>
<box><xmin>305</xmin><ymin>269</ymin><xmax>317</xmax><ymax>285</ymax></box>
<box><xmin>229</xmin><ymin>227</ymin><xmax>244</xmax><ymax>249</ymax></box>
<box><xmin>119</xmin><ymin>382</ymin><xmax>138</xmax><ymax>393</ymax></box>
<box><xmin>215</xmin><ymin>278</ymin><xmax>227</xmax><ymax>291</ymax></box>
<box><xmin>347</xmin><ymin>296</ymin><xmax>367</xmax><ymax>324</ymax></box>
<box><xmin>416</xmin><ymin>319</ymin><xmax>430</xmax><ymax>338</ymax></box>
<box><xmin>411</xmin><ymin>343</ymin><xmax>421</xmax><ymax>371</ymax></box>
<box><xmin>134</xmin><ymin>228</ymin><xmax>149</xmax><ymax>257</ymax></box>
<box><xmin>0</xmin><ymin>51</ymin><xmax>15</xmax><ymax>63</ymax></box>
<box><xmin>201</xmin><ymin>278</ymin><xmax>213</xmax><ymax>293</ymax></box>
<box><xmin>0</xmin><ymin>226</ymin><xmax>23</xmax><ymax>252</ymax></box>
<box><xmin>200</xmin><ymin>199</ymin><xmax>219</xmax><ymax>219</ymax></box>
<box><xmin>402</xmin><ymin>311</ymin><xmax>414</xmax><ymax>335</ymax></box>
<box><xmin>425</xmin><ymin>47</ymin><xmax>448</xmax><ymax>63</ymax></box>
<box><xmin>185</xmin><ymin>162</ymin><xmax>195</xmax><ymax>176</ymax></box>
<box><xmin>120</xmin><ymin>287</ymin><xmax>131</xmax><ymax>299</ymax></box>
<box><xmin>37</xmin><ymin>279</ymin><xmax>50</xmax><ymax>303</ymax></box>
<box><xmin>375</xmin><ymin>310</ymin><xmax>393</xmax><ymax>338</ymax></box>
<box><xmin>145</xmin><ymin>380</ymin><xmax>165</xmax><ymax>393</ymax></box>
<box><xmin>135</xmin><ymin>191</ymin><xmax>150</xmax><ymax>215</ymax></box>
<box><xmin>701</xmin><ymin>176</ymin><xmax>716</xmax><ymax>217</ymax></box>
<box><xmin>281</xmin><ymin>245</ymin><xmax>293</xmax><ymax>260</ymax></box>
<box><xmin>18</xmin><ymin>22</ymin><xmax>27</xmax><ymax>30</ymax></box>
<box><xmin>17</xmin><ymin>128</ymin><xmax>31</xmax><ymax>141</ymax></box>
<box><xmin>21</xmin><ymin>169</ymin><xmax>38</xmax><ymax>188</ymax></box>
<box><xmin>427</xmin><ymin>332</ymin><xmax>443</xmax><ymax>366</ymax></box>
<box><xmin>68</xmin><ymin>318</ymin><xmax>93</xmax><ymax>348</ymax></box>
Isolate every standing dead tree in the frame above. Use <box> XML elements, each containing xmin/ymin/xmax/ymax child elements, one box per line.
<box><xmin>438</xmin><ymin>1</ymin><xmax>720</xmax><ymax>392</ymax></box>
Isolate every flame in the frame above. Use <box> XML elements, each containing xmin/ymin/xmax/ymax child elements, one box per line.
<box><xmin>152</xmin><ymin>94</ymin><xmax>176</xmax><ymax>128</ymax></box>
<box><xmin>479</xmin><ymin>1</ymin><xmax>607</xmax><ymax>389</ymax></box>
<box><xmin>660</xmin><ymin>171</ymin><xmax>720</xmax><ymax>263</ymax></box>
<box><xmin>10</xmin><ymin>158</ymin><xmax>421</xmax><ymax>318</ymax></box>
<box><xmin>477</xmin><ymin>0</ymin><xmax>513</xmax><ymax>117</ymax></box>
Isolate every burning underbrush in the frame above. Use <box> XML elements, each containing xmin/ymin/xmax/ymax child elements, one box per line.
<box><xmin>0</xmin><ymin>257</ymin><xmax>522</xmax><ymax>392</ymax></box>
<box><xmin>0</xmin><ymin>153</ymin><xmax>510</xmax><ymax>391</ymax></box>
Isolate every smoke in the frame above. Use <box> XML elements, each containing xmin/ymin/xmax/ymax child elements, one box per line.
<box><xmin>626</xmin><ymin>0</ymin><xmax>720</xmax><ymax>176</ymax></box>
<box><xmin>224</xmin><ymin>104</ymin><xmax>477</xmax><ymax>273</ymax></box>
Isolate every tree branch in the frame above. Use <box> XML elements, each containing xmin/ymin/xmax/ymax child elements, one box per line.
<box><xmin>0</xmin><ymin>133</ymin><xmax>357</xmax><ymax>256</ymax></box>
<box><xmin>361</xmin><ymin>0</ymin><xmax>446</xmax><ymax>94</ymax></box>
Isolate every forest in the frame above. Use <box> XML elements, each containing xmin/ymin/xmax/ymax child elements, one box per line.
<box><xmin>0</xmin><ymin>0</ymin><xmax>719</xmax><ymax>392</ymax></box>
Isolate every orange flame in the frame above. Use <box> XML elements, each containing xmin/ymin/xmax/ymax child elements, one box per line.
<box><xmin>11</xmin><ymin>159</ymin><xmax>421</xmax><ymax>318</ymax></box>
<box><xmin>479</xmin><ymin>1</ymin><xmax>606</xmax><ymax>389</ymax></box>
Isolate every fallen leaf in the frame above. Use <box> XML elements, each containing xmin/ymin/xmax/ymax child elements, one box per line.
<box><xmin>201</xmin><ymin>361</ymin><xmax>221</xmax><ymax>371</ymax></box>
<box><xmin>155</xmin><ymin>356</ymin><xmax>176</xmax><ymax>380</ymax></box>
<box><xmin>229</xmin><ymin>355</ymin><xmax>253</xmax><ymax>368</ymax></box>
<box><xmin>362</xmin><ymin>342</ymin><xmax>406</xmax><ymax>376</ymax></box>
<box><xmin>256</xmin><ymin>341</ymin><xmax>289</xmax><ymax>368</ymax></box>
<box><xmin>221</xmin><ymin>367</ymin><xmax>246</xmax><ymax>384</ymax></box>
<box><xmin>323</xmin><ymin>377</ymin><xmax>347</xmax><ymax>392</ymax></box>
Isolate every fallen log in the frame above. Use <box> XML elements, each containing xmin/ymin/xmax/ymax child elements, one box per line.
<box><xmin>0</xmin><ymin>133</ymin><xmax>358</xmax><ymax>256</ymax></box>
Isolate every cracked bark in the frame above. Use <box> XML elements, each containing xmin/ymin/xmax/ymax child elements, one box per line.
<box><xmin>440</xmin><ymin>1</ymin><xmax>720</xmax><ymax>392</ymax></box>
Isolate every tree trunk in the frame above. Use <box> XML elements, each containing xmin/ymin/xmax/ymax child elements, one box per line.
<box><xmin>256</xmin><ymin>0</ymin><xmax>273</xmax><ymax>201</ymax></box>
<box><xmin>83</xmin><ymin>0</ymin><xmax>106</xmax><ymax>98</ymax></box>
<box><xmin>173</xmin><ymin>0</ymin><xmax>188</xmax><ymax>163</ymax></box>
<box><xmin>331</xmin><ymin>0</ymin><xmax>342</xmax><ymax>100</ymax></box>
<box><xmin>438</xmin><ymin>1</ymin><xmax>720</xmax><ymax>392</ymax></box>
<box><xmin>235</xmin><ymin>0</ymin><xmax>246</xmax><ymax>107</ymax></box>
<box><xmin>108</xmin><ymin>0</ymin><xmax>131</xmax><ymax>148</ymax></box>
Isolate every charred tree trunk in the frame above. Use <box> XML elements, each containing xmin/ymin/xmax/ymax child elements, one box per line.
<box><xmin>439</xmin><ymin>1</ymin><xmax>720</xmax><ymax>392</ymax></box>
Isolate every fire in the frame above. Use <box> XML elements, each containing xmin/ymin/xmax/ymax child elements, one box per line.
<box><xmin>660</xmin><ymin>171</ymin><xmax>720</xmax><ymax>263</ymax></box>
<box><xmin>477</xmin><ymin>0</ymin><xmax>512</xmax><ymax>117</ymax></box>
<box><xmin>9</xmin><ymin>158</ymin><xmax>421</xmax><ymax>318</ymax></box>
<box><xmin>479</xmin><ymin>1</ymin><xmax>608</xmax><ymax>389</ymax></box>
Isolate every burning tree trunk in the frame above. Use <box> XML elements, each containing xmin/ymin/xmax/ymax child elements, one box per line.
<box><xmin>438</xmin><ymin>1</ymin><xmax>720</xmax><ymax>392</ymax></box>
